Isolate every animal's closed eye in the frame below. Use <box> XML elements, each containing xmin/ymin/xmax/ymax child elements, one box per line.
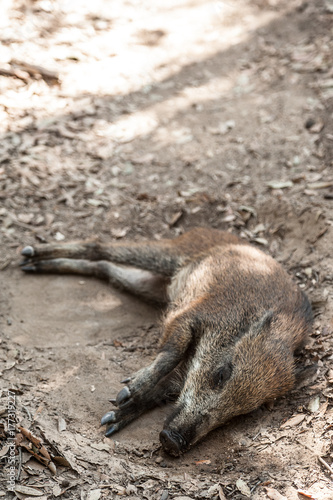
<box><xmin>212</xmin><ymin>362</ymin><xmax>233</xmax><ymax>389</ymax></box>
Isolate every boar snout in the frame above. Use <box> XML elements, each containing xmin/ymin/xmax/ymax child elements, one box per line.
<box><xmin>159</xmin><ymin>429</ymin><xmax>188</xmax><ymax>456</ymax></box>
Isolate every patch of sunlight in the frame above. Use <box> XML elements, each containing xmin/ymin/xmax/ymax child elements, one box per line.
<box><xmin>61</xmin><ymin>2</ymin><xmax>279</xmax><ymax>95</ymax></box>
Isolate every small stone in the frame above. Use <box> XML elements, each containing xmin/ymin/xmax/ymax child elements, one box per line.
<box><xmin>304</xmin><ymin>267</ymin><xmax>312</xmax><ymax>278</ymax></box>
<box><xmin>305</xmin><ymin>117</ymin><xmax>315</xmax><ymax>129</ymax></box>
<box><xmin>54</xmin><ymin>232</ymin><xmax>65</xmax><ymax>241</ymax></box>
<box><xmin>173</xmin><ymin>497</ymin><xmax>194</xmax><ymax>500</ymax></box>
<box><xmin>126</xmin><ymin>484</ymin><xmax>137</xmax><ymax>495</ymax></box>
<box><xmin>307</xmin><ymin>395</ymin><xmax>320</xmax><ymax>413</ymax></box>
<box><xmin>160</xmin><ymin>490</ymin><xmax>169</xmax><ymax>500</ymax></box>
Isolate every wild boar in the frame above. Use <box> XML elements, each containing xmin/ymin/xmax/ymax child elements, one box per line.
<box><xmin>21</xmin><ymin>227</ymin><xmax>312</xmax><ymax>456</ymax></box>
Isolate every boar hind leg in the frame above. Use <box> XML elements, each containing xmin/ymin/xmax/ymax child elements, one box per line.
<box><xmin>21</xmin><ymin>239</ymin><xmax>184</xmax><ymax>277</ymax></box>
<box><xmin>21</xmin><ymin>227</ymin><xmax>240</xmax><ymax>277</ymax></box>
<box><xmin>22</xmin><ymin>258</ymin><xmax>167</xmax><ymax>303</ymax></box>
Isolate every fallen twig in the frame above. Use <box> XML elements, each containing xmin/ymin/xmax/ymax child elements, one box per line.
<box><xmin>11</xmin><ymin>59</ymin><xmax>60</xmax><ymax>83</ymax></box>
<box><xmin>318</xmin><ymin>456</ymin><xmax>333</xmax><ymax>475</ymax></box>
<box><xmin>0</xmin><ymin>66</ymin><xmax>29</xmax><ymax>81</ymax></box>
<box><xmin>16</xmin><ymin>446</ymin><xmax>22</xmax><ymax>481</ymax></box>
<box><xmin>296</xmin><ymin>439</ymin><xmax>333</xmax><ymax>477</ymax></box>
<box><xmin>0</xmin><ymin>259</ymin><xmax>12</xmax><ymax>270</ymax></box>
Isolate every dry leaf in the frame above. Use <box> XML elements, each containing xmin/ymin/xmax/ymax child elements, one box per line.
<box><xmin>168</xmin><ymin>210</ymin><xmax>184</xmax><ymax>227</ymax></box>
<box><xmin>265</xmin><ymin>486</ymin><xmax>288</xmax><ymax>500</ymax></box>
<box><xmin>307</xmin><ymin>181</ymin><xmax>333</xmax><ymax>189</ymax></box>
<box><xmin>87</xmin><ymin>489</ymin><xmax>102</xmax><ymax>500</ymax></box>
<box><xmin>113</xmin><ymin>339</ymin><xmax>123</xmax><ymax>347</ymax></box>
<box><xmin>0</xmin><ymin>444</ymin><xmax>9</xmax><ymax>458</ymax></box>
<box><xmin>297</xmin><ymin>490</ymin><xmax>317</xmax><ymax>499</ymax></box>
<box><xmin>207</xmin><ymin>484</ymin><xmax>227</xmax><ymax>500</ymax></box>
<box><xmin>252</xmin><ymin>237</ymin><xmax>268</xmax><ymax>246</ymax></box>
<box><xmin>236</xmin><ymin>478</ymin><xmax>251</xmax><ymax>497</ymax></box>
<box><xmin>171</xmin><ymin>497</ymin><xmax>193</xmax><ymax>500</ymax></box>
<box><xmin>280</xmin><ymin>413</ymin><xmax>305</xmax><ymax>428</ymax></box>
<box><xmin>87</xmin><ymin>198</ymin><xmax>104</xmax><ymax>207</ymax></box>
<box><xmin>253</xmin><ymin>223</ymin><xmax>266</xmax><ymax>234</ymax></box>
<box><xmin>19</xmin><ymin>427</ymin><xmax>51</xmax><ymax>460</ymax></box>
<box><xmin>318</xmin><ymin>400</ymin><xmax>328</xmax><ymax>416</ymax></box>
<box><xmin>222</xmin><ymin>214</ymin><xmax>236</xmax><ymax>222</ymax></box>
<box><xmin>18</xmin><ymin>426</ymin><xmax>56</xmax><ymax>474</ymax></box>
<box><xmin>239</xmin><ymin>205</ymin><xmax>257</xmax><ymax>217</ymax></box>
<box><xmin>90</xmin><ymin>442</ymin><xmax>111</xmax><ymax>452</ymax></box>
<box><xmin>2</xmin><ymin>361</ymin><xmax>16</xmax><ymax>371</ymax></box>
<box><xmin>219</xmin><ymin>487</ymin><xmax>227</xmax><ymax>500</ymax></box>
<box><xmin>307</xmin><ymin>395</ymin><xmax>320</xmax><ymax>413</ymax></box>
<box><xmin>52</xmin><ymin>455</ymin><xmax>72</xmax><ymax>467</ymax></box>
<box><xmin>48</xmin><ymin>461</ymin><xmax>57</xmax><ymax>474</ymax></box>
<box><xmin>53</xmin><ymin>484</ymin><xmax>62</xmax><ymax>497</ymax></box>
<box><xmin>58</xmin><ymin>416</ymin><xmax>67</xmax><ymax>432</ymax></box>
<box><xmin>15</xmin><ymin>484</ymin><xmax>44</xmax><ymax>496</ymax></box>
<box><xmin>111</xmin><ymin>227</ymin><xmax>129</xmax><ymax>239</ymax></box>
<box><xmin>17</xmin><ymin>213</ymin><xmax>34</xmax><ymax>224</ymax></box>
<box><xmin>131</xmin><ymin>153</ymin><xmax>154</xmax><ymax>164</ymax></box>
<box><xmin>267</xmin><ymin>180</ymin><xmax>293</xmax><ymax>189</ymax></box>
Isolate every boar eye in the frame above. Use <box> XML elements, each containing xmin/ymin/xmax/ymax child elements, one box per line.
<box><xmin>213</xmin><ymin>363</ymin><xmax>233</xmax><ymax>388</ymax></box>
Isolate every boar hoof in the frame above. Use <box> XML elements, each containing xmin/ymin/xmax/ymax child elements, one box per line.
<box><xmin>116</xmin><ymin>386</ymin><xmax>131</xmax><ymax>406</ymax></box>
<box><xmin>100</xmin><ymin>410</ymin><xmax>116</xmax><ymax>426</ymax></box>
<box><xmin>21</xmin><ymin>264</ymin><xmax>37</xmax><ymax>272</ymax></box>
<box><xmin>105</xmin><ymin>423</ymin><xmax>120</xmax><ymax>437</ymax></box>
<box><xmin>120</xmin><ymin>377</ymin><xmax>131</xmax><ymax>384</ymax></box>
<box><xmin>159</xmin><ymin>429</ymin><xmax>187</xmax><ymax>456</ymax></box>
<box><xmin>21</xmin><ymin>245</ymin><xmax>35</xmax><ymax>257</ymax></box>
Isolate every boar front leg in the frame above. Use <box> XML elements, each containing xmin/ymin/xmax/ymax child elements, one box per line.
<box><xmin>101</xmin><ymin>313</ymin><xmax>194</xmax><ymax>436</ymax></box>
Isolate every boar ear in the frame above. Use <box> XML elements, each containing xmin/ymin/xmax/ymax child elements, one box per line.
<box><xmin>248</xmin><ymin>310</ymin><xmax>274</xmax><ymax>338</ymax></box>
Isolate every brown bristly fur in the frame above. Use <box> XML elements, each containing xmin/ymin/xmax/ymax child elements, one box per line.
<box><xmin>21</xmin><ymin>228</ymin><xmax>313</xmax><ymax>455</ymax></box>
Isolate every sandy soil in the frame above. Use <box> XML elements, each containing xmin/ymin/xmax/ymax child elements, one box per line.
<box><xmin>0</xmin><ymin>0</ymin><xmax>333</xmax><ymax>499</ymax></box>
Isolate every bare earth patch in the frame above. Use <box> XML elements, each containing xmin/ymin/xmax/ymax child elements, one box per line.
<box><xmin>0</xmin><ymin>0</ymin><xmax>332</xmax><ymax>498</ymax></box>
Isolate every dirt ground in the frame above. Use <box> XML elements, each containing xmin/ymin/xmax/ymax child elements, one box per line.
<box><xmin>0</xmin><ymin>0</ymin><xmax>333</xmax><ymax>498</ymax></box>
